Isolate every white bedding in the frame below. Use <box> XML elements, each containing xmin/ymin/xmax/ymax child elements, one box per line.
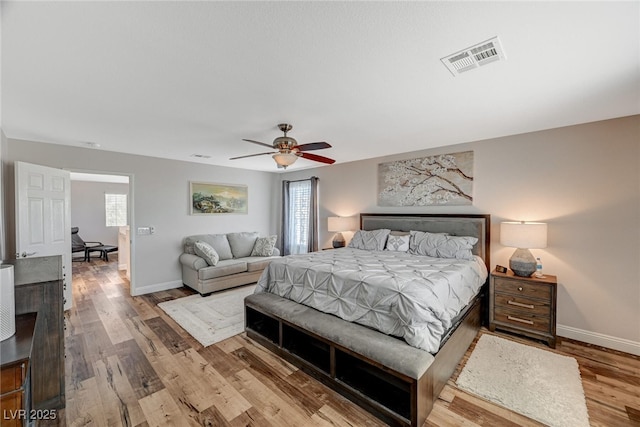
<box><xmin>255</xmin><ymin>248</ymin><xmax>488</xmax><ymax>353</ymax></box>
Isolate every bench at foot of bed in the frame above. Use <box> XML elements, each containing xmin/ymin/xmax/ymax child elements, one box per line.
<box><xmin>244</xmin><ymin>292</ymin><xmax>482</xmax><ymax>427</ymax></box>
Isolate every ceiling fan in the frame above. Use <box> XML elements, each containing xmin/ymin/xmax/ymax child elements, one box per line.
<box><xmin>230</xmin><ymin>123</ymin><xmax>336</xmax><ymax>169</ymax></box>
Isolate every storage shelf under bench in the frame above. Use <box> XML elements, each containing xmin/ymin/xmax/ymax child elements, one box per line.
<box><xmin>244</xmin><ymin>292</ymin><xmax>482</xmax><ymax>427</ymax></box>
<box><xmin>245</xmin><ymin>303</ymin><xmax>414</xmax><ymax>425</ymax></box>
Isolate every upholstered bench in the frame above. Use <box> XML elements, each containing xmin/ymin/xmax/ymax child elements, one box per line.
<box><xmin>244</xmin><ymin>292</ymin><xmax>436</xmax><ymax>426</ymax></box>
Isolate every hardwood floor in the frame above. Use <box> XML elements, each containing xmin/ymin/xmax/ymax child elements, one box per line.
<box><xmin>47</xmin><ymin>258</ymin><xmax>639</xmax><ymax>426</ymax></box>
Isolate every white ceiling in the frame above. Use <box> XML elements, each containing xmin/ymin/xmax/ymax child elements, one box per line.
<box><xmin>2</xmin><ymin>1</ymin><xmax>639</xmax><ymax>172</ymax></box>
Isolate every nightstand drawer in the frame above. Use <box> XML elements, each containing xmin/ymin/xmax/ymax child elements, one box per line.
<box><xmin>494</xmin><ymin>293</ymin><xmax>551</xmax><ymax>316</ymax></box>
<box><xmin>493</xmin><ymin>307</ymin><xmax>551</xmax><ymax>333</ymax></box>
<box><xmin>493</xmin><ymin>277</ymin><xmax>551</xmax><ymax>300</ymax></box>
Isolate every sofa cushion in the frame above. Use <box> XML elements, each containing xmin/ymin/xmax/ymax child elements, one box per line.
<box><xmin>198</xmin><ymin>259</ymin><xmax>247</xmax><ymax>280</ymax></box>
<box><xmin>184</xmin><ymin>234</ymin><xmax>233</xmax><ymax>260</ymax></box>
<box><xmin>251</xmin><ymin>235</ymin><xmax>277</xmax><ymax>256</ymax></box>
<box><xmin>194</xmin><ymin>241</ymin><xmax>219</xmax><ymax>266</ymax></box>
<box><xmin>227</xmin><ymin>232</ymin><xmax>259</xmax><ymax>258</ymax></box>
<box><xmin>245</xmin><ymin>256</ymin><xmax>279</xmax><ymax>272</ymax></box>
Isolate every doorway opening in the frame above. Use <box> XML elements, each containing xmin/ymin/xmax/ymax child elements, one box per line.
<box><xmin>69</xmin><ymin>172</ymin><xmax>133</xmax><ymax>295</ymax></box>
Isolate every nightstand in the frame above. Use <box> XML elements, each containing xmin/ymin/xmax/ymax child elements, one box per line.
<box><xmin>489</xmin><ymin>269</ymin><xmax>557</xmax><ymax>348</ymax></box>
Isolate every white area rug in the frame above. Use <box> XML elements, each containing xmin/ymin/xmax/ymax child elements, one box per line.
<box><xmin>158</xmin><ymin>284</ymin><xmax>256</xmax><ymax>347</ymax></box>
<box><xmin>456</xmin><ymin>334</ymin><xmax>589</xmax><ymax>427</ymax></box>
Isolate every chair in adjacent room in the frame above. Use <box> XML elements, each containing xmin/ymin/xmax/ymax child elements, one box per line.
<box><xmin>71</xmin><ymin>227</ymin><xmax>103</xmax><ymax>262</ymax></box>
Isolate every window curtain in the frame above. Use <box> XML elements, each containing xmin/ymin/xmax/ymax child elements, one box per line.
<box><xmin>282</xmin><ymin>177</ymin><xmax>319</xmax><ymax>255</ymax></box>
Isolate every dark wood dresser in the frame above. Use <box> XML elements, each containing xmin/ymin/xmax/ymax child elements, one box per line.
<box><xmin>489</xmin><ymin>269</ymin><xmax>557</xmax><ymax>348</ymax></box>
<box><xmin>11</xmin><ymin>256</ymin><xmax>65</xmax><ymax>411</ymax></box>
<box><xmin>1</xmin><ymin>313</ymin><xmax>36</xmax><ymax>427</ymax></box>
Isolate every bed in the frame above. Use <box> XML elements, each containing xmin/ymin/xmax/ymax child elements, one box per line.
<box><xmin>245</xmin><ymin>213</ymin><xmax>490</xmax><ymax>426</ymax></box>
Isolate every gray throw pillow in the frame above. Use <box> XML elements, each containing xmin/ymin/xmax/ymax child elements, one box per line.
<box><xmin>251</xmin><ymin>235</ymin><xmax>277</xmax><ymax>256</ymax></box>
<box><xmin>348</xmin><ymin>229</ymin><xmax>390</xmax><ymax>251</ymax></box>
<box><xmin>194</xmin><ymin>241</ymin><xmax>220</xmax><ymax>266</ymax></box>
<box><xmin>227</xmin><ymin>232</ymin><xmax>260</xmax><ymax>258</ymax></box>
<box><xmin>409</xmin><ymin>230</ymin><xmax>477</xmax><ymax>260</ymax></box>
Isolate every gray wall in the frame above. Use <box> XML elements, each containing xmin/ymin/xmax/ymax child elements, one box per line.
<box><xmin>1</xmin><ymin>141</ymin><xmax>280</xmax><ymax>295</ymax></box>
<box><xmin>281</xmin><ymin>115</ymin><xmax>640</xmax><ymax>354</ymax></box>
<box><xmin>71</xmin><ymin>180</ymin><xmax>129</xmax><ymax>247</ymax></box>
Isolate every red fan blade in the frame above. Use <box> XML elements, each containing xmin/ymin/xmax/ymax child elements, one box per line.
<box><xmin>229</xmin><ymin>152</ymin><xmax>274</xmax><ymax>160</ymax></box>
<box><xmin>293</xmin><ymin>142</ymin><xmax>331</xmax><ymax>152</ymax></box>
<box><xmin>243</xmin><ymin>139</ymin><xmax>274</xmax><ymax>149</ymax></box>
<box><xmin>301</xmin><ymin>152</ymin><xmax>335</xmax><ymax>164</ymax></box>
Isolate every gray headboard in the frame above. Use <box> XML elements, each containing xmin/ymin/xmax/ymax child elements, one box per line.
<box><xmin>360</xmin><ymin>213</ymin><xmax>491</xmax><ymax>271</ymax></box>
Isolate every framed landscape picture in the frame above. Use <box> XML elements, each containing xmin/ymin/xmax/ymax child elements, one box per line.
<box><xmin>190</xmin><ymin>182</ymin><xmax>248</xmax><ymax>214</ymax></box>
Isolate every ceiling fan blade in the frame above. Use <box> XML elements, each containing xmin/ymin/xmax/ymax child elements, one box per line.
<box><xmin>300</xmin><ymin>152</ymin><xmax>336</xmax><ymax>164</ymax></box>
<box><xmin>243</xmin><ymin>139</ymin><xmax>274</xmax><ymax>149</ymax></box>
<box><xmin>293</xmin><ymin>142</ymin><xmax>331</xmax><ymax>152</ymax></box>
<box><xmin>229</xmin><ymin>152</ymin><xmax>274</xmax><ymax>160</ymax></box>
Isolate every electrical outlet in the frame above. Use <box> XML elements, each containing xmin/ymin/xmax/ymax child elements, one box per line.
<box><xmin>149</xmin><ymin>226</ymin><xmax>156</xmax><ymax>234</ymax></box>
<box><xmin>137</xmin><ymin>227</ymin><xmax>151</xmax><ymax>235</ymax></box>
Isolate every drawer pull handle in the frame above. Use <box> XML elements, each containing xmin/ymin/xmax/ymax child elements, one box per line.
<box><xmin>508</xmin><ymin>300</ymin><xmax>535</xmax><ymax>309</ymax></box>
<box><xmin>518</xmin><ymin>286</ymin><xmax>523</xmax><ymax>291</ymax></box>
<box><xmin>508</xmin><ymin>315</ymin><xmax>534</xmax><ymax>325</ymax></box>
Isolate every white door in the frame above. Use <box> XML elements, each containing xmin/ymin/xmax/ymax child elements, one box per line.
<box><xmin>15</xmin><ymin>161</ymin><xmax>72</xmax><ymax>310</ymax></box>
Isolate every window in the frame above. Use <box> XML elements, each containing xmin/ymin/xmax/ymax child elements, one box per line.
<box><xmin>287</xmin><ymin>180</ymin><xmax>311</xmax><ymax>254</ymax></box>
<box><xmin>282</xmin><ymin>177</ymin><xmax>318</xmax><ymax>255</ymax></box>
<box><xmin>105</xmin><ymin>193</ymin><xmax>127</xmax><ymax>227</ymax></box>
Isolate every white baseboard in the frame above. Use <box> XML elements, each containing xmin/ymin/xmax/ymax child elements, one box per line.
<box><xmin>132</xmin><ymin>279</ymin><xmax>183</xmax><ymax>296</ymax></box>
<box><xmin>557</xmin><ymin>324</ymin><xmax>640</xmax><ymax>356</ymax></box>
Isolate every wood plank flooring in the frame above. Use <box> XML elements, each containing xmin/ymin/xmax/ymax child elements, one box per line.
<box><xmin>44</xmin><ymin>257</ymin><xmax>639</xmax><ymax>426</ymax></box>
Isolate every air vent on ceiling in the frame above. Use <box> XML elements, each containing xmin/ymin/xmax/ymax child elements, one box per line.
<box><xmin>190</xmin><ymin>154</ymin><xmax>211</xmax><ymax>159</ymax></box>
<box><xmin>441</xmin><ymin>36</ymin><xmax>506</xmax><ymax>76</ymax></box>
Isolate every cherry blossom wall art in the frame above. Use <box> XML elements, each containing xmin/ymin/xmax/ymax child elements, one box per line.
<box><xmin>377</xmin><ymin>151</ymin><xmax>474</xmax><ymax>206</ymax></box>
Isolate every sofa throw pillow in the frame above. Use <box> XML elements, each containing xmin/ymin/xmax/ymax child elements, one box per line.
<box><xmin>251</xmin><ymin>235</ymin><xmax>277</xmax><ymax>257</ymax></box>
<box><xmin>385</xmin><ymin>234</ymin><xmax>410</xmax><ymax>252</ymax></box>
<box><xmin>194</xmin><ymin>241</ymin><xmax>220</xmax><ymax>266</ymax></box>
<box><xmin>409</xmin><ymin>230</ymin><xmax>477</xmax><ymax>260</ymax></box>
<box><xmin>348</xmin><ymin>229</ymin><xmax>390</xmax><ymax>251</ymax></box>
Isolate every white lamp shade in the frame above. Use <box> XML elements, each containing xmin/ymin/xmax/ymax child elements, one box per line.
<box><xmin>500</xmin><ymin>222</ymin><xmax>547</xmax><ymax>249</ymax></box>
<box><xmin>328</xmin><ymin>216</ymin><xmax>354</xmax><ymax>232</ymax></box>
<box><xmin>272</xmin><ymin>152</ymin><xmax>298</xmax><ymax>167</ymax></box>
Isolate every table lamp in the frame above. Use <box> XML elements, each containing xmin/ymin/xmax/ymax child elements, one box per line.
<box><xmin>328</xmin><ymin>216</ymin><xmax>352</xmax><ymax>248</ymax></box>
<box><xmin>500</xmin><ymin>221</ymin><xmax>547</xmax><ymax>277</ymax></box>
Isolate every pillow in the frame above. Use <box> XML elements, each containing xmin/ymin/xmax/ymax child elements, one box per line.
<box><xmin>251</xmin><ymin>235</ymin><xmax>277</xmax><ymax>257</ymax></box>
<box><xmin>227</xmin><ymin>232</ymin><xmax>260</xmax><ymax>258</ymax></box>
<box><xmin>348</xmin><ymin>229</ymin><xmax>390</xmax><ymax>251</ymax></box>
<box><xmin>385</xmin><ymin>234</ymin><xmax>410</xmax><ymax>252</ymax></box>
<box><xmin>409</xmin><ymin>230</ymin><xmax>478</xmax><ymax>260</ymax></box>
<box><xmin>184</xmin><ymin>234</ymin><xmax>233</xmax><ymax>260</ymax></box>
<box><xmin>194</xmin><ymin>241</ymin><xmax>220</xmax><ymax>266</ymax></box>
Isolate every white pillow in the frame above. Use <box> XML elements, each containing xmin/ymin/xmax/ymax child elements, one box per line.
<box><xmin>385</xmin><ymin>234</ymin><xmax>410</xmax><ymax>252</ymax></box>
<box><xmin>409</xmin><ymin>230</ymin><xmax>477</xmax><ymax>260</ymax></box>
<box><xmin>251</xmin><ymin>235</ymin><xmax>277</xmax><ymax>257</ymax></box>
<box><xmin>348</xmin><ymin>229</ymin><xmax>390</xmax><ymax>251</ymax></box>
<box><xmin>194</xmin><ymin>240</ymin><xmax>220</xmax><ymax>266</ymax></box>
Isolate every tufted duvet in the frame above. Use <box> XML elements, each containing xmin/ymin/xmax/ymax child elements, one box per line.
<box><xmin>255</xmin><ymin>248</ymin><xmax>488</xmax><ymax>353</ymax></box>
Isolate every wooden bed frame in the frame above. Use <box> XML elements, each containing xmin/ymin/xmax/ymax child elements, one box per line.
<box><xmin>245</xmin><ymin>213</ymin><xmax>490</xmax><ymax>426</ymax></box>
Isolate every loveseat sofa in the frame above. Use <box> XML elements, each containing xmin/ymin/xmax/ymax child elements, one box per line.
<box><xmin>179</xmin><ymin>232</ymin><xmax>280</xmax><ymax>295</ymax></box>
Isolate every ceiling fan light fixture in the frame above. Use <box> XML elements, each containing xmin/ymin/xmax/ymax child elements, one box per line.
<box><xmin>272</xmin><ymin>152</ymin><xmax>298</xmax><ymax>168</ymax></box>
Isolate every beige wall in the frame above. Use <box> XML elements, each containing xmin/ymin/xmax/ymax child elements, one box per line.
<box><xmin>2</xmin><ymin>116</ymin><xmax>637</xmax><ymax>354</ymax></box>
<box><xmin>281</xmin><ymin>115</ymin><xmax>640</xmax><ymax>354</ymax></box>
<box><xmin>1</xmin><ymin>140</ymin><xmax>280</xmax><ymax>296</ymax></box>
